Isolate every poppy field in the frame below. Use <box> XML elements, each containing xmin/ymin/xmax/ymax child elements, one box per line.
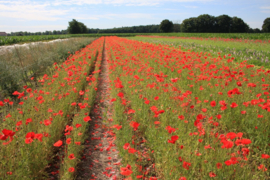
<box><xmin>0</xmin><ymin>36</ymin><xmax>269</xmax><ymax>179</ymax></box>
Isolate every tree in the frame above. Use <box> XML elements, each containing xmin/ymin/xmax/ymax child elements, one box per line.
<box><xmin>173</xmin><ymin>20</ymin><xmax>181</xmax><ymax>32</ymax></box>
<box><xmin>254</xmin><ymin>28</ymin><xmax>261</xmax><ymax>33</ymax></box>
<box><xmin>262</xmin><ymin>17</ymin><xmax>270</xmax><ymax>32</ymax></box>
<box><xmin>181</xmin><ymin>17</ymin><xmax>198</xmax><ymax>32</ymax></box>
<box><xmin>230</xmin><ymin>17</ymin><xmax>249</xmax><ymax>33</ymax></box>
<box><xmin>79</xmin><ymin>22</ymin><xmax>88</xmax><ymax>33</ymax></box>
<box><xmin>196</xmin><ymin>14</ymin><xmax>216</xmax><ymax>32</ymax></box>
<box><xmin>216</xmin><ymin>15</ymin><xmax>232</xmax><ymax>33</ymax></box>
<box><xmin>67</xmin><ymin>19</ymin><xmax>88</xmax><ymax>34</ymax></box>
<box><xmin>160</xmin><ymin>19</ymin><xmax>174</xmax><ymax>33</ymax></box>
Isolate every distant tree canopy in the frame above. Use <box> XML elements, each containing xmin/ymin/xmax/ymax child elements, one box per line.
<box><xmin>67</xmin><ymin>19</ymin><xmax>88</xmax><ymax>34</ymax></box>
<box><xmin>87</xmin><ymin>25</ymin><xmax>161</xmax><ymax>33</ymax></box>
<box><xmin>181</xmin><ymin>14</ymin><xmax>249</xmax><ymax>33</ymax></box>
<box><xmin>160</xmin><ymin>19</ymin><xmax>174</xmax><ymax>33</ymax></box>
<box><xmin>262</xmin><ymin>17</ymin><xmax>270</xmax><ymax>32</ymax></box>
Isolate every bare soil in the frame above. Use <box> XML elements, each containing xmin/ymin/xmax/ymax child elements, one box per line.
<box><xmin>75</xmin><ymin>40</ymin><xmax>121</xmax><ymax>180</ymax></box>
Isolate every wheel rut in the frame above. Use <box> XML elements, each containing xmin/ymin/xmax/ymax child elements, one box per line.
<box><xmin>75</xmin><ymin>38</ymin><xmax>121</xmax><ymax>180</ymax></box>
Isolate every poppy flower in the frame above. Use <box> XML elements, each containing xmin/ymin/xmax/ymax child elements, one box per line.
<box><xmin>54</xmin><ymin>140</ymin><xmax>63</xmax><ymax>147</ymax></box>
<box><xmin>120</xmin><ymin>164</ymin><xmax>133</xmax><ymax>176</ymax></box>
<box><xmin>68</xmin><ymin>153</ymin><xmax>75</xmax><ymax>160</ymax></box>
<box><xmin>168</xmin><ymin>135</ymin><xmax>179</xmax><ymax>144</ymax></box>
<box><xmin>128</xmin><ymin>148</ymin><xmax>136</xmax><ymax>154</ymax></box>
<box><xmin>209</xmin><ymin>172</ymin><xmax>216</xmax><ymax>177</ymax></box>
<box><xmin>66</xmin><ymin>138</ymin><xmax>71</xmax><ymax>144</ymax></box>
<box><xmin>230</xmin><ymin>102</ymin><xmax>238</xmax><ymax>108</ymax></box>
<box><xmin>165</xmin><ymin>126</ymin><xmax>176</xmax><ymax>134</ymax></box>
<box><xmin>258</xmin><ymin>164</ymin><xmax>267</xmax><ymax>172</ymax></box>
<box><xmin>129</xmin><ymin>121</ymin><xmax>140</xmax><ymax>131</ymax></box>
<box><xmin>210</xmin><ymin>101</ymin><xmax>216</xmax><ymax>107</ymax></box>
<box><xmin>182</xmin><ymin>161</ymin><xmax>191</xmax><ymax>170</ymax></box>
<box><xmin>117</xmin><ymin>92</ymin><xmax>124</xmax><ymax>98</ymax></box>
<box><xmin>262</xmin><ymin>154</ymin><xmax>270</xmax><ymax>159</ymax></box>
<box><xmin>179</xmin><ymin>177</ymin><xmax>187</xmax><ymax>180</ymax></box>
<box><xmin>127</xmin><ymin>109</ymin><xmax>135</xmax><ymax>114</ymax></box>
<box><xmin>68</xmin><ymin>167</ymin><xmax>75</xmax><ymax>172</ymax></box>
<box><xmin>123</xmin><ymin>143</ymin><xmax>130</xmax><ymax>150</ymax></box>
<box><xmin>216</xmin><ymin>163</ymin><xmax>222</xmax><ymax>169</ymax></box>
<box><xmin>0</xmin><ymin>129</ymin><xmax>15</xmax><ymax>145</ymax></box>
<box><xmin>235</xmin><ymin>139</ymin><xmax>252</xmax><ymax>146</ymax></box>
<box><xmin>83</xmin><ymin>116</ymin><xmax>91</xmax><ymax>122</ymax></box>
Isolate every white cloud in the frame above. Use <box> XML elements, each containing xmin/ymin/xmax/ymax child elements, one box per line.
<box><xmin>52</xmin><ymin>0</ymin><xmax>212</xmax><ymax>6</ymax></box>
<box><xmin>261</xmin><ymin>10</ymin><xmax>270</xmax><ymax>13</ymax></box>
<box><xmin>0</xmin><ymin>0</ymin><xmax>70</xmax><ymax>21</ymax></box>
<box><xmin>184</xmin><ymin>5</ymin><xmax>198</xmax><ymax>8</ymax></box>
<box><xmin>74</xmin><ymin>13</ymin><xmax>154</xmax><ymax>20</ymax></box>
<box><xmin>260</xmin><ymin>6</ymin><xmax>270</xmax><ymax>9</ymax></box>
<box><xmin>0</xmin><ymin>25</ymin><xmax>67</xmax><ymax>33</ymax></box>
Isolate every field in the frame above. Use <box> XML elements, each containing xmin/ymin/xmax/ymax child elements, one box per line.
<box><xmin>0</xmin><ymin>35</ymin><xmax>269</xmax><ymax>179</ymax></box>
<box><xmin>1</xmin><ymin>32</ymin><xmax>270</xmax><ymax>46</ymax></box>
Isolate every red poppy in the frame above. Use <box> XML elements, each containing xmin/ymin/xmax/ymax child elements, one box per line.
<box><xmin>68</xmin><ymin>167</ymin><xmax>75</xmax><ymax>172</ymax></box>
<box><xmin>235</xmin><ymin>139</ymin><xmax>252</xmax><ymax>146</ymax></box>
<box><xmin>258</xmin><ymin>164</ymin><xmax>267</xmax><ymax>172</ymax></box>
<box><xmin>127</xmin><ymin>109</ymin><xmax>135</xmax><ymax>114</ymax></box>
<box><xmin>68</xmin><ymin>153</ymin><xmax>75</xmax><ymax>160</ymax></box>
<box><xmin>179</xmin><ymin>177</ymin><xmax>187</xmax><ymax>180</ymax></box>
<box><xmin>128</xmin><ymin>148</ymin><xmax>136</xmax><ymax>154</ymax></box>
<box><xmin>25</xmin><ymin>118</ymin><xmax>32</xmax><ymax>125</ymax></box>
<box><xmin>210</xmin><ymin>101</ymin><xmax>216</xmax><ymax>107</ymax></box>
<box><xmin>0</xmin><ymin>129</ymin><xmax>15</xmax><ymax>145</ymax></box>
<box><xmin>66</xmin><ymin>138</ymin><xmax>71</xmax><ymax>144</ymax></box>
<box><xmin>230</xmin><ymin>102</ymin><xmax>238</xmax><ymax>108</ymax></box>
<box><xmin>129</xmin><ymin>121</ymin><xmax>140</xmax><ymax>131</ymax></box>
<box><xmin>83</xmin><ymin>116</ymin><xmax>91</xmax><ymax>122</ymax></box>
<box><xmin>182</xmin><ymin>161</ymin><xmax>191</xmax><ymax>170</ymax></box>
<box><xmin>123</xmin><ymin>143</ymin><xmax>130</xmax><ymax>150</ymax></box>
<box><xmin>262</xmin><ymin>154</ymin><xmax>270</xmax><ymax>159</ymax></box>
<box><xmin>216</xmin><ymin>163</ymin><xmax>222</xmax><ymax>169</ymax></box>
<box><xmin>209</xmin><ymin>172</ymin><xmax>216</xmax><ymax>177</ymax></box>
<box><xmin>168</xmin><ymin>135</ymin><xmax>179</xmax><ymax>144</ymax></box>
<box><xmin>120</xmin><ymin>164</ymin><xmax>133</xmax><ymax>176</ymax></box>
<box><xmin>54</xmin><ymin>140</ymin><xmax>63</xmax><ymax>147</ymax></box>
<box><xmin>165</xmin><ymin>126</ymin><xmax>176</xmax><ymax>134</ymax></box>
<box><xmin>43</xmin><ymin>120</ymin><xmax>51</xmax><ymax>126</ymax></box>
<box><xmin>178</xmin><ymin>115</ymin><xmax>185</xmax><ymax>120</ymax></box>
<box><xmin>117</xmin><ymin>92</ymin><xmax>124</xmax><ymax>98</ymax></box>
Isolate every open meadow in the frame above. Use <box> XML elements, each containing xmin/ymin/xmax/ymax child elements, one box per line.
<box><xmin>0</xmin><ymin>35</ymin><xmax>269</xmax><ymax>180</ymax></box>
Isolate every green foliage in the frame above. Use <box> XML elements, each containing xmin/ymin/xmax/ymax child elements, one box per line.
<box><xmin>230</xmin><ymin>16</ymin><xmax>249</xmax><ymax>32</ymax></box>
<box><xmin>216</xmin><ymin>14</ymin><xmax>232</xmax><ymax>33</ymax></box>
<box><xmin>262</xmin><ymin>17</ymin><xmax>270</xmax><ymax>32</ymax></box>
<box><xmin>159</xmin><ymin>19</ymin><xmax>174</xmax><ymax>33</ymax></box>
<box><xmin>67</xmin><ymin>19</ymin><xmax>88</xmax><ymax>34</ymax></box>
<box><xmin>181</xmin><ymin>14</ymin><xmax>249</xmax><ymax>33</ymax></box>
<box><xmin>0</xmin><ymin>38</ymin><xmax>94</xmax><ymax>99</ymax></box>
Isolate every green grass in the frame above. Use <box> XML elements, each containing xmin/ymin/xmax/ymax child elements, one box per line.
<box><xmin>143</xmin><ymin>33</ymin><xmax>270</xmax><ymax>40</ymax></box>
<box><xmin>0</xmin><ymin>37</ymin><xmax>95</xmax><ymax>99</ymax></box>
<box><xmin>1</xmin><ymin>33</ymin><xmax>270</xmax><ymax>46</ymax></box>
<box><xmin>0</xmin><ymin>34</ymin><xmax>134</xmax><ymax>46</ymax></box>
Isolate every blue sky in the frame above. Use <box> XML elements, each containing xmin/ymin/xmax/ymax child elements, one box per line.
<box><xmin>0</xmin><ymin>0</ymin><xmax>269</xmax><ymax>33</ymax></box>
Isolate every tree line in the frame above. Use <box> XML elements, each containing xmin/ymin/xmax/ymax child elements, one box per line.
<box><xmin>160</xmin><ymin>15</ymin><xmax>269</xmax><ymax>33</ymax></box>
<box><xmin>7</xmin><ymin>15</ymin><xmax>270</xmax><ymax>36</ymax></box>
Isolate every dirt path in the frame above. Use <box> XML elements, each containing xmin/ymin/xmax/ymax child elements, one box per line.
<box><xmin>76</xmin><ymin>39</ymin><xmax>121</xmax><ymax>180</ymax></box>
